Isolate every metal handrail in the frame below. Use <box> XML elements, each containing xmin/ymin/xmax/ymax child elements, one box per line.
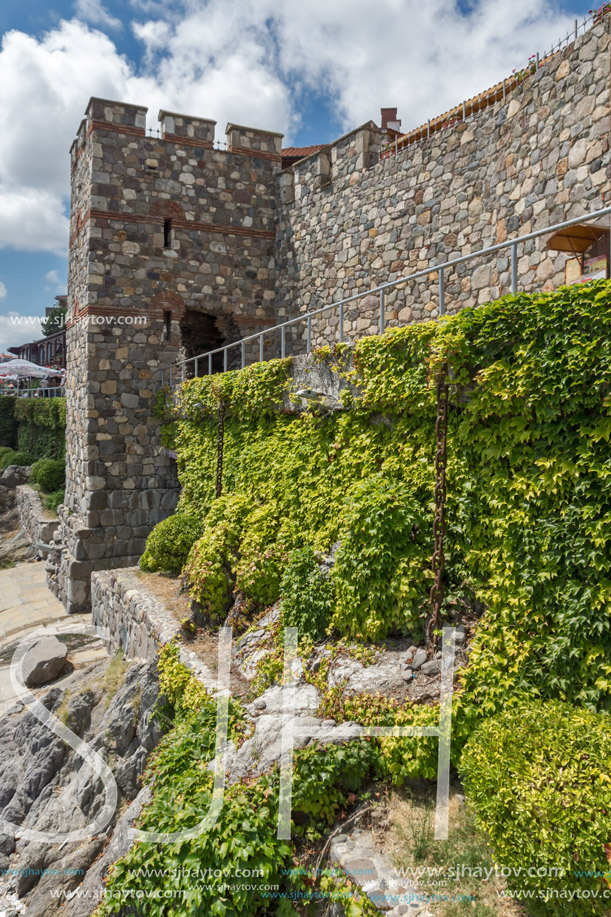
<box><xmin>380</xmin><ymin>10</ymin><xmax>604</xmax><ymax>159</ymax></box>
<box><xmin>157</xmin><ymin>206</ymin><xmax>611</xmax><ymax>388</ymax></box>
<box><xmin>0</xmin><ymin>387</ymin><xmax>64</xmax><ymax>398</ymax></box>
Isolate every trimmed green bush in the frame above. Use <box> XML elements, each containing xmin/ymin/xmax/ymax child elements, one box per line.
<box><xmin>281</xmin><ymin>546</ymin><xmax>331</xmax><ymax>641</ymax></box>
<box><xmin>0</xmin><ymin>398</ymin><xmax>17</xmax><ymax>449</ymax></box>
<box><xmin>30</xmin><ymin>458</ymin><xmax>65</xmax><ymax>492</ymax></box>
<box><xmin>140</xmin><ymin>514</ymin><xmax>205</xmax><ymax>575</ymax></box>
<box><xmin>0</xmin><ymin>446</ymin><xmax>14</xmax><ymax>458</ymax></box>
<box><xmin>461</xmin><ymin>701</ymin><xmax>611</xmax><ymax>914</ymax></box>
<box><xmin>0</xmin><ymin>451</ymin><xmax>34</xmax><ymax>470</ymax></box>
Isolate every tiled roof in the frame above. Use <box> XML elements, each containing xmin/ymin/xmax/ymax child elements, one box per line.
<box><xmin>281</xmin><ymin>144</ymin><xmax>326</xmax><ymax>160</ymax></box>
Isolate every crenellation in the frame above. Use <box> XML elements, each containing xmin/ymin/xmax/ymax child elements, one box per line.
<box><xmin>158</xmin><ymin>109</ymin><xmax>216</xmax><ymax>145</ymax></box>
<box><xmin>86</xmin><ymin>97</ymin><xmax>147</xmax><ymax>131</ymax></box>
<box><xmin>225</xmin><ymin>122</ymin><xmax>283</xmax><ymax>156</ymax></box>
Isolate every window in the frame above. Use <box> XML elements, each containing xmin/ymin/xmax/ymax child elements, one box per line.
<box><xmin>163</xmin><ymin>219</ymin><xmax>172</xmax><ymax>248</ymax></box>
<box><xmin>164</xmin><ymin>311</ymin><xmax>172</xmax><ymax>341</ymax></box>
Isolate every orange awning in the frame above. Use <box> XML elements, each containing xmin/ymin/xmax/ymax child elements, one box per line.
<box><xmin>546</xmin><ymin>224</ymin><xmax>609</xmax><ymax>255</ymax></box>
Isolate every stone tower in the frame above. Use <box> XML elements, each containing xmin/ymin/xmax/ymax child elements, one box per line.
<box><xmin>49</xmin><ymin>97</ymin><xmax>283</xmax><ymax>613</ymax></box>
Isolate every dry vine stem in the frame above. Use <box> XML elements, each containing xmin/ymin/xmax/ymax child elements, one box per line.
<box><xmin>216</xmin><ymin>400</ymin><xmax>225</xmax><ymax>498</ymax></box>
<box><xmin>428</xmin><ymin>364</ymin><xmax>449</xmax><ymax>649</ymax></box>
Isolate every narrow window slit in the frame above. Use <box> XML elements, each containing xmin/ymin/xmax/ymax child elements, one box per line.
<box><xmin>163</xmin><ymin>219</ymin><xmax>172</xmax><ymax>248</ymax></box>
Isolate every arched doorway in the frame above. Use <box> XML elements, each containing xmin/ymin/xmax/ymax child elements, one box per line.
<box><xmin>179</xmin><ymin>310</ymin><xmax>226</xmax><ymax>375</ymax></box>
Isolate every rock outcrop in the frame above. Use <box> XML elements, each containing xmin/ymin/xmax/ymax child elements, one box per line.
<box><xmin>0</xmin><ymin>657</ymin><xmax>161</xmax><ymax>916</ymax></box>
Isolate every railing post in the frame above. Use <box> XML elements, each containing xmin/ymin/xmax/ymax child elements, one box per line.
<box><xmin>182</xmin><ymin>362</ymin><xmax>186</xmax><ymax>383</ymax></box>
<box><xmin>169</xmin><ymin>366</ymin><xmax>173</xmax><ymax>388</ymax></box>
<box><xmin>439</xmin><ymin>268</ymin><xmax>445</xmax><ymax>316</ymax></box>
<box><xmin>208</xmin><ymin>353</ymin><xmax>212</xmax><ymax>375</ymax></box>
<box><xmin>511</xmin><ymin>243</ymin><xmax>518</xmax><ymax>294</ymax></box>
<box><xmin>307</xmin><ymin>315</ymin><xmax>312</xmax><ymax>352</ymax></box>
<box><xmin>379</xmin><ymin>289</ymin><xmax>385</xmax><ymax>334</ymax></box>
<box><xmin>259</xmin><ymin>333</ymin><xmax>264</xmax><ymax>362</ymax></box>
<box><xmin>194</xmin><ymin>357</ymin><xmax>198</xmax><ymax>378</ymax></box>
<box><xmin>224</xmin><ymin>348</ymin><xmax>228</xmax><ymax>373</ymax></box>
<box><xmin>281</xmin><ymin>325</ymin><xmax>286</xmax><ymax>358</ymax></box>
<box><xmin>339</xmin><ymin>303</ymin><xmax>344</xmax><ymax>343</ymax></box>
<box><xmin>241</xmin><ymin>340</ymin><xmax>245</xmax><ymax>369</ymax></box>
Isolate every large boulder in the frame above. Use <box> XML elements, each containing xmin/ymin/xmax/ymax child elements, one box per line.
<box><xmin>1</xmin><ymin>466</ymin><xmax>30</xmax><ymax>489</ymax></box>
<box><xmin>0</xmin><ymin>531</ymin><xmax>36</xmax><ymax>567</ymax></box>
<box><xmin>22</xmin><ymin>637</ymin><xmax>68</xmax><ymax>688</ymax></box>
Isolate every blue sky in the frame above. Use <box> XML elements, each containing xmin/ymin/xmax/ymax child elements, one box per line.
<box><xmin>0</xmin><ymin>0</ymin><xmax>595</xmax><ymax>349</ymax></box>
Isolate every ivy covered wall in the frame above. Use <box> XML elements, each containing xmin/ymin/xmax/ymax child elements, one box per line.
<box><xmin>13</xmin><ymin>398</ymin><xmax>66</xmax><ymax>460</ymax></box>
<box><xmin>158</xmin><ymin>280</ymin><xmax>611</xmax><ymax>719</ymax></box>
<box><xmin>0</xmin><ymin>396</ymin><xmax>18</xmax><ymax>449</ymax></box>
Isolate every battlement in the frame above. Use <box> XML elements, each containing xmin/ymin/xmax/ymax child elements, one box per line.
<box><xmin>281</xmin><ymin>120</ymin><xmax>382</xmax><ymax>203</ymax></box>
<box><xmin>86</xmin><ymin>97</ymin><xmax>148</xmax><ymax>131</ymax></box>
<box><xmin>158</xmin><ymin>109</ymin><xmax>216</xmax><ymax>145</ymax></box>
<box><xmin>225</xmin><ymin>122</ymin><xmax>283</xmax><ymax>157</ymax></box>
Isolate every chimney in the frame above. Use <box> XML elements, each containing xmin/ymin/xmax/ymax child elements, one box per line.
<box><xmin>381</xmin><ymin>107</ymin><xmax>402</xmax><ymax>132</ymax></box>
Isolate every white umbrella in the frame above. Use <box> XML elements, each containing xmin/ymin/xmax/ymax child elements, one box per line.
<box><xmin>0</xmin><ymin>359</ymin><xmax>58</xmax><ymax>379</ymax></box>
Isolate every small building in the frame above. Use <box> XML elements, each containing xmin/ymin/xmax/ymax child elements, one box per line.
<box><xmin>8</xmin><ymin>328</ymin><xmax>66</xmax><ymax>370</ymax></box>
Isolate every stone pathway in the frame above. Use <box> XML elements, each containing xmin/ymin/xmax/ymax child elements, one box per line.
<box><xmin>0</xmin><ymin>562</ymin><xmax>66</xmax><ymax>642</ymax></box>
<box><xmin>329</xmin><ymin>828</ymin><xmax>433</xmax><ymax>915</ymax></box>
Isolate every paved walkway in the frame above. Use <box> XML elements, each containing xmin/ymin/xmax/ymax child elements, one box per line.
<box><xmin>0</xmin><ymin>562</ymin><xmax>66</xmax><ymax>642</ymax></box>
<box><xmin>0</xmin><ymin>562</ymin><xmax>106</xmax><ymax>714</ymax></box>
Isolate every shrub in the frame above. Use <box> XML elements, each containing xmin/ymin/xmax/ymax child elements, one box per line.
<box><xmin>281</xmin><ymin>546</ymin><xmax>331</xmax><ymax>641</ymax></box>
<box><xmin>42</xmin><ymin>489</ymin><xmax>65</xmax><ymax>513</ymax></box>
<box><xmin>233</xmin><ymin>503</ymin><xmax>295</xmax><ymax>608</ymax></box>
<box><xmin>0</xmin><ymin>451</ymin><xmax>34</xmax><ymax>470</ymax></box>
<box><xmin>30</xmin><ymin>458</ymin><xmax>65</xmax><ymax>492</ymax></box>
<box><xmin>184</xmin><ymin>494</ymin><xmax>251</xmax><ymax>618</ymax></box>
<box><xmin>460</xmin><ymin>701</ymin><xmax>611</xmax><ymax>914</ymax></box>
<box><xmin>330</xmin><ymin>475</ymin><xmax>431</xmax><ymax>640</ymax></box>
<box><xmin>139</xmin><ymin>514</ymin><xmax>205</xmax><ymax>575</ymax></box>
<box><xmin>0</xmin><ymin>446</ymin><xmax>14</xmax><ymax>458</ymax></box>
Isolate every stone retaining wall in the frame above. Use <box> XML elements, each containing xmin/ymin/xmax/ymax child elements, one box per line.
<box><xmin>16</xmin><ymin>486</ymin><xmax>58</xmax><ymax>557</ymax></box>
<box><xmin>91</xmin><ymin>568</ymin><xmax>215</xmax><ymax>689</ymax></box>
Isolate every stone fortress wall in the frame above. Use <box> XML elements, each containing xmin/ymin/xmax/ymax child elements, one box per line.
<box><xmin>275</xmin><ymin>17</ymin><xmax>611</xmax><ymax>346</ymax></box>
<box><xmin>50</xmin><ymin>99</ymin><xmax>284</xmax><ymax>613</ymax></box>
<box><xmin>52</xmin><ymin>15</ymin><xmax>611</xmax><ymax>612</ymax></box>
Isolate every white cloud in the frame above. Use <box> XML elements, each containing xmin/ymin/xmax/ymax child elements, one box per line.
<box><xmin>0</xmin><ymin>313</ymin><xmax>43</xmax><ymax>350</ymax></box>
<box><xmin>0</xmin><ymin>186</ymin><xmax>69</xmax><ymax>254</ymax></box>
<box><xmin>0</xmin><ymin>282</ymin><xmax>6</xmax><ymax>300</ymax></box>
<box><xmin>0</xmin><ymin>1</ymin><xmax>578</xmax><ymax>257</ymax></box>
<box><xmin>74</xmin><ymin>0</ymin><xmax>122</xmax><ymax>30</ymax></box>
<box><xmin>44</xmin><ymin>269</ymin><xmax>67</xmax><ymax>294</ymax></box>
